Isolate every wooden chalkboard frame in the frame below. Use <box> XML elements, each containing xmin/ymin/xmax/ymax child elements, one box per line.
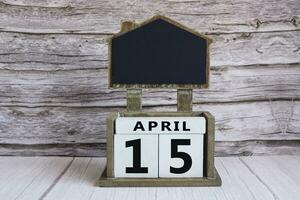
<box><xmin>108</xmin><ymin>15</ymin><xmax>213</xmax><ymax>89</ymax></box>
<box><xmin>98</xmin><ymin>111</ymin><xmax>221</xmax><ymax>187</ymax></box>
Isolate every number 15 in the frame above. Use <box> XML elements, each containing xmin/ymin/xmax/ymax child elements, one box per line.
<box><xmin>126</xmin><ymin>138</ymin><xmax>193</xmax><ymax>174</ymax></box>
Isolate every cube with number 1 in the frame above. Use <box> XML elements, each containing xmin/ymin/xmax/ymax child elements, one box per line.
<box><xmin>114</xmin><ymin>134</ymin><xmax>158</xmax><ymax>178</ymax></box>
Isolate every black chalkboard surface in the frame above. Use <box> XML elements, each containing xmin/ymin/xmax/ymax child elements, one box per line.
<box><xmin>109</xmin><ymin>16</ymin><xmax>211</xmax><ymax>88</ymax></box>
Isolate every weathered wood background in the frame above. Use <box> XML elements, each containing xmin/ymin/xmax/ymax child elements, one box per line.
<box><xmin>0</xmin><ymin>0</ymin><xmax>299</xmax><ymax>156</ymax></box>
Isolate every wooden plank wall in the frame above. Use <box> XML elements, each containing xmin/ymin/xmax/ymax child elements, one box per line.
<box><xmin>0</xmin><ymin>0</ymin><xmax>299</xmax><ymax>156</ymax></box>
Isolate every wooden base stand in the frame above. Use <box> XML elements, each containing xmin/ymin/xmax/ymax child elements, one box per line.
<box><xmin>98</xmin><ymin>167</ymin><xmax>221</xmax><ymax>187</ymax></box>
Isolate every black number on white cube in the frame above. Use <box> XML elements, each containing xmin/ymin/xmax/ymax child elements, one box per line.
<box><xmin>170</xmin><ymin>139</ymin><xmax>192</xmax><ymax>174</ymax></box>
<box><xmin>159</xmin><ymin>135</ymin><xmax>204</xmax><ymax>177</ymax></box>
<box><xmin>125</xmin><ymin>139</ymin><xmax>148</xmax><ymax>173</ymax></box>
<box><xmin>114</xmin><ymin>135</ymin><xmax>158</xmax><ymax>178</ymax></box>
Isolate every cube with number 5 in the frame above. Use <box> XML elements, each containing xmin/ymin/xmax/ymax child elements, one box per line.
<box><xmin>159</xmin><ymin>134</ymin><xmax>204</xmax><ymax>177</ymax></box>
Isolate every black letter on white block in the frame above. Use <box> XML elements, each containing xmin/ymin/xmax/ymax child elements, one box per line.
<box><xmin>133</xmin><ymin>121</ymin><xmax>145</xmax><ymax>131</ymax></box>
<box><xmin>149</xmin><ymin>121</ymin><xmax>158</xmax><ymax>131</ymax></box>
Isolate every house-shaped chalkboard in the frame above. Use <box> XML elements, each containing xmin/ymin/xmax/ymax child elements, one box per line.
<box><xmin>109</xmin><ymin>15</ymin><xmax>212</xmax><ymax>88</ymax></box>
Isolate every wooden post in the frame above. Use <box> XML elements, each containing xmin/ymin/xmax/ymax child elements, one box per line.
<box><xmin>127</xmin><ymin>89</ymin><xmax>142</xmax><ymax>111</ymax></box>
<box><xmin>177</xmin><ymin>89</ymin><xmax>193</xmax><ymax>112</ymax></box>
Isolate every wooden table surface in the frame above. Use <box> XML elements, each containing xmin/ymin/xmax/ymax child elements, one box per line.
<box><xmin>0</xmin><ymin>156</ymin><xmax>299</xmax><ymax>200</ymax></box>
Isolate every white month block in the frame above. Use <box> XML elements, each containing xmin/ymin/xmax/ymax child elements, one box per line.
<box><xmin>115</xmin><ymin>117</ymin><xmax>206</xmax><ymax>134</ymax></box>
<box><xmin>114</xmin><ymin>134</ymin><xmax>158</xmax><ymax>178</ymax></box>
<box><xmin>159</xmin><ymin>134</ymin><xmax>204</xmax><ymax>178</ymax></box>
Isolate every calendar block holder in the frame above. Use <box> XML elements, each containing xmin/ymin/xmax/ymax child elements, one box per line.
<box><xmin>98</xmin><ymin>89</ymin><xmax>221</xmax><ymax>187</ymax></box>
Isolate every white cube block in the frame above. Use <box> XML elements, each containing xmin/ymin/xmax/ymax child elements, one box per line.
<box><xmin>114</xmin><ymin>134</ymin><xmax>158</xmax><ymax>178</ymax></box>
<box><xmin>159</xmin><ymin>134</ymin><xmax>204</xmax><ymax>178</ymax></box>
<box><xmin>115</xmin><ymin>117</ymin><xmax>206</xmax><ymax>134</ymax></box>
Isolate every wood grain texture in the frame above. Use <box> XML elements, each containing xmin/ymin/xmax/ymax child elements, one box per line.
<box><xmin>41</xmin><ymin>156</ymin><xmax>299</xmax><ymax>200</ymax></box>
<box><xmin>0</xmin><ymin>143</ymin><xmax>106</xmax><ymax>156</ymax></box>
<box><xmin>0</xmin><ymin>100</ymin><xmax>299</xmax><ymax>156</ymax></box>
<box><xmin>0</xmin><ymin>64</ymin><xmax>298</xmax><ymax>107</ymax></box>
<box><xmin>0</xmin><ymin>101</ymin><xmax>299</xmax><ymax>144</ymax></box>
<box><xmin>0</xmin><ymin>156</ymin><xmax>298</xmax><ymax>199</ymax></box>
<box><xmin>0</xmin><ymin>0</ymin><xmax>299</xmax><ymax>34</ymax></box>
<box><xmin>0</xmin><ymin>157</ymin><xmax>72</xmax><ymax>200</ymax></box>
<box><xmin>1</xmin><ymin>31</ymin><xmax>299</xmax><ymax>69</ymax></box>
<box><xmin>44</xmin><ymin>157</ymin><xmax>106</xmax><ymax>200</ymax></box>
<box><xmin>0</xmin><ymin>0</ymin><xmax>299</xmax><ymax>156</ymax></box>
<box><xmin>1</xmin><ymin>140</ymin><xmax>300</xmax><ymax>157</ymax></box>
<box><xmin>241</xmin><ymin>156</ymin><xmax>300</xmax><ymax>199</ymax></box>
